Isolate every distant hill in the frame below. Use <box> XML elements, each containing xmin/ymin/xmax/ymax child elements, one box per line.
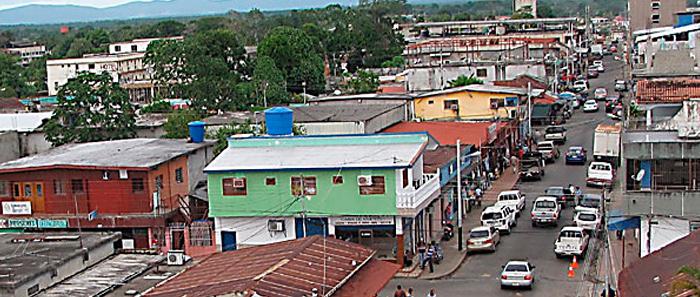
<box><xmin>0</xmin><ymin>0</ymin><xmax>364</xmax><ymax>25</ymax></box>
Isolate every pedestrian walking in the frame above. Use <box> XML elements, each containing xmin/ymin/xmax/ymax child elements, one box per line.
<box><xmin>424</xmin><ymin>244</ymin><xmax>435</xmax><ymax>273</ymax></box>
<box><xmin>426</xmin><ymin>288</ymin><xmax>437</xmax><ymax>297</ymax></box>
<box><xmin>394</xmin><ymin>285</ymin><xmax>407</xmax><ymax>297</ymax></box>
<box><xmin>510</xmin><ymin>155</ymin><xmax>519</xmax><ymax>174</ymax></box>
<box><xmin>406</xmin><ymin>288</ymin><xmax>414</xmax><ymax>297</ymax></box>
<box><xmin>417</xmin><ymin>241</ymin><xmax>426</xmax><ymax>268</ymax></box>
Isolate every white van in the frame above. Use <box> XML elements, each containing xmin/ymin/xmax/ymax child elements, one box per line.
<box><xmin>481</xmin><ymin>205</ymin><xmax>517</xmax><ymax>234</ymax></box>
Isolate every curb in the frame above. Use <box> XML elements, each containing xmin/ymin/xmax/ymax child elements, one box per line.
<box><xmin>419</xmin><ymin>250</ymin><xmax>469</xmax><ymax>280</ymax></box>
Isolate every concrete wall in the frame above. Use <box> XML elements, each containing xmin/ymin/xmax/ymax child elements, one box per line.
<box><xmin>406</xmin><ymin>64</ymin><xmax>545</xmax><ymax>92</ymax></box>
<box><xmin>19</xmin><ymin>131</ymin><xmax>51</xmax><ymax>157</ymax></box>
<box><xmin>136</xmin><ymin>126</ymin><xmax>165</xmax><ymax>138</ymax></box>
<box><xmin>624</xmin><ymin>191</ymin><xmax>700</xmax><ymax>216</ymax></box>
<box><xmin>623</xmin><ymin>141</ymin><xmax>700</xmax><ymax>159</ymax></box>
<box><xmin>629</xmin><ymin>0</ymin><xmax>686</xmax><ymax>32</ymax></box>
<box><xmin>186</xmin><ymin>145</ymin><xmax>214</xmax><ymax>193</ymax></box>
<box><xmin>0</xmin><ymin>132</ymin><xmax>20</xmax><ymax>163</ymax></box>
<box><xmin>640</xmin><ymin>216</ymin><xmax>690</xmax><ymax>257</ymax></box>
<box><xmin>365</xmin><ymin>105</ymin><xmax>407</xmax><ymax>133</ymax></box>
<box><xmin>215</xmin><ymin>216</ymin><xmax>297</xmax><ymax>249</ymax></box>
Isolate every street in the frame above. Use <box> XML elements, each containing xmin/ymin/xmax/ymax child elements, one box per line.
<box><xmin>380</xmin><ymin>56</ymin><xmax>623</xmax><ymax>297</ymax></box>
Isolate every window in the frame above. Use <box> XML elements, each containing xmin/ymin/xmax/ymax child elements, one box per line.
<box><xmin>71</xmin><ymin>179</ymin><xmax>84</xmax><ymax>194</ymax></box>
<box><xmin>505</xmin><ymin>97</ymin><xmax>518</xmax><ymax>107</ymax></box>
<box><xmin>265</xmin><ymin>177</ymin><xmax>277</xmax><ymax>186</ymax></box>
<box><xmin>35</xmin><ymin>183</ymin><xmax>43</xmax><ymax>198</ymax></box>
<box><xmin>132</xmin><ymin>178</ymin><xmax>145</xmax><ymax>193</ymax></box>
<box><xmin>651</xmin><ymin>14</ymin><xmax>660</xmax><ymax>23</ymax></box>
<box><xmin>23</xmin><ymin>184</ymin><xmax>32</xmax><ymax>197</ymax></box>
<box><xmin>402</xmin><ymin>169</ymin><xmax>409</xmax><ymax>188</ymax></box>
<box><xmin>13</xmin><ymin>183</ymin><xmax>20</xmax><ymax>197</ymax></box>
<box><xmin>175</xmin><ymin>168</ymin><xmax>184</xmax><ymax>184</ymax></box>
<box><xmin>428</xmin><ymin>100</ymin><xmax>434</xmax><ymax>104</ymax></box>
<box><xmin>131</xmin><ymin>45</ymin><xmax>138</xmax><ymax>52</ymax></box>
<box><xmin>0</xmin><ymin>181</ymin><xmax>8</xmax><ymax>197</ymax></box>
<box><xmin>490</xmin><ymin>98</ymin><xmax>505</xmax><ymax>109</ymax></box>
<box><xmin>332</xmin><ymin>175</ymin><xmax>344</xmax><ymax>184</ymax></box>
<box><xmin>88</xmin><ymin>63</ymin><xmax>95</xmax><ymax>69</ymax></box>
<box><xmin>222</xmin><ymin>178</ymin><xmax>247</xmax><ymax>196</ymax></box>
<box><xmin>651</xmin><ymin>1</ymin><xmax>660</xmax><ymax>9</ymax></box>
<box><xmin>114</xmin><ymin>45</ymin><xmax>121</xmax><ymax>52</ymax></box>
<box><xmin>443</xmin><ymin>99</ymin><xmax>459</xmax><ymax>110</ymax></box>
<box><xmin>476</xmin><ymin>68</ymin><xmax>488</xmax><ymax>77</ymax></box>
<box><xmin>291</xmin><ymin>176</ymin><xmax>317</xmax><ymax>196</ymax></box>
<box><xmin>53</xmin><ymin>180</ymin><xmax>65</xmax><ymax>195</ymax></box>
<box><xmin>359</xmin><ymin>176</ymin><xmax>386</xmax><ymax>195</ymax></box>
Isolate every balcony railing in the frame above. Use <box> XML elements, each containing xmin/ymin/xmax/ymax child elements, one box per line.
<box><xmin>397</xmin><ymin>173</ymin><xmax>440</xmax><ymax>210</ymax></box>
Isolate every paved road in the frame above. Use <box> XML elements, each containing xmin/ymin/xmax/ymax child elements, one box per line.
<box><xmin>380</xmin><ymin>56</ymin><xmax>623</xmax><ymax>297</ymax></box>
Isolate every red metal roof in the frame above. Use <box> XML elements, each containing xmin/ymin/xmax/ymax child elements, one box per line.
<box><xmin>144</xmin><ymin>236</ymin><xmax>378</xmax><ymax>297</ymax></box>
<box><xmin>383</xmin><ymin>121</ymin><xmax>506</xmax><ymax>147</ymax></box>
<box><xmin>635</xmin><ymin>79</ymin><xmax>700</xmax><ymax>103</ymax></box>
<box><xmin>618</xmin><ymin>230</ymin><xmax>700</xmax><ymax>297</ymax></box>
<box><xmin>333</xmin><ymin>258</ymin><xmax>400</xmax><ymax>297</ymax></box>
<box><xmin>533</xmin><ymin>94</ymin><xmax>558</xmax><ymax>104</ymax></box>
<box><xmin>493</xmin><ymin>75</ymin><xmax>548</xmax><ymax>90</ymax></box>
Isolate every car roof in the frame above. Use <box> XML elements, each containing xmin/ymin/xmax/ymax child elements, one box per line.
<box><xmin>590</xmin><ymin>161</ymin><xmax>612</xmax><ymax>166</ymax></box>
<box><xmin>535</xmin><ymin>196</ymin><xmax>558</xmax><ymax>202</ymax></box>
<box><xmin>537</xmin><ymin>141</ymin><xmax>554</xmax><ymax>145</ymax></box>
<box><xmin>505</xmin><ymin>260</ymin><xmax>530</xmax><ymax>266</ymax></box>
<box><xmin>576</xmin><ymin>210</ymin><xmax>598</xmax><ymax>216</ymax></box>
<box><xmin>561</xmin><ymin>226</ymin><xmax>585</xmax><ymax>232</ymax></box>
<box><xmin>470</xmin><ymin>226</ymin><xmax>492</xmax><ymax>232</ymax></box>
<box><xmin>595</xmin><ymin>87</ymin><xmax>606</xmax><ymax>91</ymax></box>
<box><xmin>483</xmin><ymin>206</ymin><xmax>504</xmax><ymax>213</ymax></box>
<box><xmin>583</xmin><ymin>194</ymin><xmax>602</xmax><ymax>199</ymax></box>
<box><xmin>499</xmin><ymin>190</ymin><xmax>520</xmax><ymax>195</ymax></box>
<box><xmin>585</xmin><ymin>99</ymin><xmax>596</xmax><ymax>103</ymax></box>
<box><xmin>569</xmin><ymin>146</ymin><xmax>583</xmax><ymax>150</ymax></box>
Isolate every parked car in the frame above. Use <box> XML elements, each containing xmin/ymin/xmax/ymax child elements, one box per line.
<box><xmin>597</xmin><ymin>64</ymin><xmax>606</xmax><ymax>72</ymax></box>
<box><xmin>594</xmin><ymin>88</ymin><xmax>608</xmax><ymax>100</ymax></box>
<box><xmin>609</xmin><ymin>105</ymin><xmax>623</xmax><ymax>120</ymax></box>
<box><xmin>572</xmin><ymin>80</ymin><xmax>589</xmax><ymax>93</ymax></box>
<box><xmin>544</xmin><ymin>186</ymin><xmax>579</xmax><ymax>207</ymax></box>
<box><xmin>587</xmin><ymin>68</ymin><xmax>599</xmax><ymax>78</ymax></box>
<box><xmin>496</xmin><ymin>190</ymin><xmax>526</xmax><ymax>216</ymax></box>
<box><xmin>565</xmin><ymin>146</ymin><xmax>587</xmax><ymax>165</ymax></box>
<box><xmin>536</xmin><ymin>141</ymin><xmax>560</xmax><ymax>163</ymax></box>
<box><xmin>605</xmin><ymin>99</ymin><xmax>621</xmax><ymax>113</ymax></box>
<box><xmin>574</xmin><ymin>211</ymin><xmax>601</xmax><ymax>233</ymax></box>
<box><xmin>544</xmin><ymin>126</ymin><xmax>567</xmax><ymax>144</ymax></box>
<box><xmin>583</xmin><ymin>100</ymin><xmax>599</xmax><ymax>112</ymax></box>
<box><xmin>593</xmin><ymin>60</ymin><xmax>605</xmax><ymax>72</ymax></box>
<box><xmin>531</xmin><ymin>196</ymin><xmax>561</xmax><ymax>227</ymax></box>
<box><xmin>481</xmin><ymin>205</ymin><xmax>517</xmax><ymax>234</ymax></box>
<box><xmin>519</xmin><ymin>152</ymin><xmax>545</xmax><ymax>181</ymax></box>
<box><xmin>586</xmin><ymin>161</ymin><xmax>615</xmax><ymax>188</ymax></box>
<box><xmin>614</xmin><ymin>80</ymin><xmax>627</xmax><ymax>92</ymax></box>
<box><xmin>467</xmin><ymin>226</ymin><xmax>501</xmax><ymax>253</ymax></box>
<box><xmin>554</xmin><ymin>226</ymin><xmax>590</xmax><ymax>258</ymax></box>
<box><xmin>575</xmin><ymin>194</ymin><xmax>603</xmax><ymax>214</ymax></box>
<box><xmin>500</xmin><ymin>260</ymin><xmax>536</xmax><ymax>290</ymax></box>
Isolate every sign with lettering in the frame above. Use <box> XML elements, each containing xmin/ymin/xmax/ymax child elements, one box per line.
<box><xmin>2</xmin><ymin>201</ymin><xmax>31</xmax><ymax>215</ymax></box>
<box><xmin>8</xmin><ymin>219</ymin><xmax>37</xmax><ymax>228</ymax></box>
<box><xmin>37</xmin><ymin>219</ymin><xmax>69</xmax><ymax>228</ymax></box>
<box><xmin>334</xmin><ymin>216</ymin><xmax>394</xmax><ymax>226</ymax></box>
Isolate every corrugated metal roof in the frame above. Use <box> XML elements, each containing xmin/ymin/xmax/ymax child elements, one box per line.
<box><xmin>382</xmin><ymin>121</ymin><xmax>506</xmax><ymax>147</ymax></box>
<box><xmin>289</xmin><ymin>104</ymin><xmax>404</xmax><ymax>123</ymax></box>
<box><xmin>635</xmin><ymin>79</ymin><xmax>700</xmax><ymax>103</ymax></box>
<box><xmin>144</xmin><ymin>236</ymin><xmax>379</xmax><ymax>297</ymax></box>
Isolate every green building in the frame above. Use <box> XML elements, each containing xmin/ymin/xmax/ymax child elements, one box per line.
<box><xmin>204</xmin><ymin>133</ymin><xmax>442</xmax><ymax>267</ymax></box>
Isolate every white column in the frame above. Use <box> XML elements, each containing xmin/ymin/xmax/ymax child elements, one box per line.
<box><xmin>328</xmin><ymin>218</ymin><xmax>336</xmax><ymax>237</ymax></box>
<box><xmin>395</xmin><ymin>216</ymin><xmax>403</xmax><ymax>235</ymax></box>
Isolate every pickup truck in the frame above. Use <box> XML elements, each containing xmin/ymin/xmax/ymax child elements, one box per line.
<box><xmin>519</xmin><ymin>152</ymin><xmax>545</xmax><ymax>181</ymax></box>
<box><xmin>531</xmin><ymin>196</ymin><xmax>561</xmax><ymax>227</ymax></box>
<box><xmin>586</xmin><ymin>161</ymin><xmax>615</xmax><ymax>188</ymax></box>
<box><xmin>544</xmin><ymin>126</ymin><xmax>567</xmax><ymax>144</ymax></box>
<box><xmin>554</xmin><ymin>226</ymin><xmax>589</xmax><ymax>257</ymax></box>
<box><xmin>495</xmin><ymin>190</ymin><xmax>526</xmax><ymax>217</ymax></box>
<box><xmin>537</xmin><ymin>141</ymin><xmax>560</xmax><ymax>163</ymax></box>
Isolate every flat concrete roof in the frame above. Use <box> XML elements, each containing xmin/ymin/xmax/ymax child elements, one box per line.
<box><xmin>415</xmin><ymin>17</ymin><xmax>578</xmax><ymax>27</ymax></box>
<box><xmin>0</xmin><ymin>232</ymin><xmax>120</xmax><ymax>291</ymax></box>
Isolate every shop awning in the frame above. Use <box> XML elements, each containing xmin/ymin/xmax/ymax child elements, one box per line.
<box><xmin>607</xmin><ymin>209</ymin><xmax>641</xmax><ymax>231</ymax></box>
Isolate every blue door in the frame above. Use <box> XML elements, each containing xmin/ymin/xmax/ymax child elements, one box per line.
<box><xmin>640</xmin><ymin>160</ymin><xmax>652</xmax><ymax>189</ymax></box>
<box><xmin>221</xmin><ymin>231</ymin><xmax>237</xmax><ymax>251</ymax></box>
<box><xmin>295</xmin><ymin>218</ymin><xmax>328</xmax><ymax>238</ymax></box>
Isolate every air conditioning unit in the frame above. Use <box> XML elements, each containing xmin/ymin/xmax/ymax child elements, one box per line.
<box><xmin>450</xmin><ymin>104</ymin><xmax>459</xmax><ymax>111</ymax></box>
<box><xmin>509</xmin><ymin>109</ymin><xmax>518</xmax><ymax>119</ymax></box>
<box><xmin>268</xmin><ymin>220</ymin><xmax>285</xmax><ymax>232</ymax></box>
<box><xmin>167</xmin><ymin>251</ymin><xmax>184</xmax><ymax>266</ymax></box>
<box><xmin>357</xmin><ymin>175</ymin><xmax>373</xmax><ymax>186</ymax></box>
<box><xmin>232</xmin><ymin>178</ymin><xmax>246</xmax><ymax>188</ymax></box>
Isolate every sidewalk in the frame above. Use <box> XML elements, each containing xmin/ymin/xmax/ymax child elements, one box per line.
<box><xmin>606</xmin><ymin>187</ymin><xmax>640</xmax><ymax>277</ymax></box>
<box><xmin>411</xmin><ymin>169</ymin><xmax>520</xmax><ymax>280</ymax></box>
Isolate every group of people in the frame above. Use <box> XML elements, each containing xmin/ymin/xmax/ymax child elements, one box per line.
<box><xmin>416</xmin><ymin>241</ymin><xmax>438</xmax><ymax>273</ymax></box>
<box><xmin>393</xmin><ymin>285</ymin><xmax>437</xmax><ymax>297</ymax></box>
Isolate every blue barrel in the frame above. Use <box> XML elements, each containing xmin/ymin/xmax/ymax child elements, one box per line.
<box><xmin>188</xmin><ymin>121</ymin><xmax>206</xmax><ymax>143</ymax></box>
<box><xmin>264</xmin><ymin>107</ymin><xmax>293</xmax><ymax>135</ymax></box>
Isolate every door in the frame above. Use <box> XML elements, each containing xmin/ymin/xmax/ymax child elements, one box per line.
<box><xmin>222</xmin><ymin>231</ymin><xmax>237</xmax><ymax>251</ymax></box>
<box><xmin>295</xmin><ymin>218</ymin><xmax>328</xmax><ymax>238</ymax></box>
<box><xmin>640</xmin><ymin>160</ymin><xmax>652</xmax><ymax>189</ymax></box>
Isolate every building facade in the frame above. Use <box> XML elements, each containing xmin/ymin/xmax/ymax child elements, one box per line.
<box><xmin>629</xmin><ymin>0</ymin><xmax>686</xmax><ymax>33</ymax></box>
<box><xmin>2</xmin><ymin>43</ymin><xmax>48</xmax><ymax>66</ymax></box>
<box><xmin>412</xmin><ymin>84</ymin><xmax>534</xmax><ymax>121</ymax></box>
<box><xmin>205</xmin><ymin>133</ymin><xmax>441</xmax><ymax>267</ymax></box>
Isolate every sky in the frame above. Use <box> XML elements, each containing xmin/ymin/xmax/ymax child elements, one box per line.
<box><xmin>0</xmin><ymin>0</ymin><xmax>149</xmax><ymax>10</ymax></box>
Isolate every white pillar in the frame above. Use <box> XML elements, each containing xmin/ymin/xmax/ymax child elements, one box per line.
<box><xmin>395</xmin><ymin>216</ymin><xmax>403</xmax><ymax>235</ymax></box>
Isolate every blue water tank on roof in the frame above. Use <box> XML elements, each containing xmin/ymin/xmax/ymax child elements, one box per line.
<box><xmin>188</xmin><ymin>121</ymin><xmax>206</xmax><ymax>143</ymax></box>
<box><xmin>265</xmin><ymin>107</ymin><xmax>294</xmax><ymax>135</ymax></box>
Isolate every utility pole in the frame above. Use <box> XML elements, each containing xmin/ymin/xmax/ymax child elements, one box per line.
<box><xmin>72</xmin><ymin>193</ymin><xmax>84</xmax><ymax>249</ymax></box>
<box><xmin>527</xmin><ymin>82</ymin><xmax>532</xmax><ymax>139</ymax></box>
<box><xmin>457</xmin><ymin>139</ymin><xmax>464</xmax><ymax>251</ymax></box>
<box><xmin>439</xmin><ymin>45</ymin><xmax>445</xmax><ymax>90</ymax></box>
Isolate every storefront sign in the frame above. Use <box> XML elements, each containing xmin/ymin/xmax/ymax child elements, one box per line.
<box><xmin>8</xmin><ymin>219</ymin><xmax>37</xmax><ymax>228</ymax></box>
<box><xmin>334</xmin><ymin>216</ymin><xmax>394</xmax><ymax>226</ymax></box>
<box><xmin>488</xmin><ymin>123</ymin><xmax>498</xmax><ymax>143</ymax></box>
<box><xmin>37</xmin><ymin>219</ymin><xmax>69</xmax><ymax>228</ymax></box>
<box><xmin>2</xmin><ymin>201</ymin><xmax>32</xmax><ymax>215</ymax></box>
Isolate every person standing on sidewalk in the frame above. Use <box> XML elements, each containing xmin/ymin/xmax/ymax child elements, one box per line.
<box><xmin>406</xmin><ymin>288</ymin><xmax>414</xmax><ymax>297</ymax></box>
<box><xmin>510</xmin><ymin>154</ymin><xmax>519</xmax><ymax>174</ymax></box>
<box><xmin>417</xmin><ymin>241</ymin><xmax>426</xmax><ymax>269</ymax></box>
<box><xmin>424</xmin><ymin>244</ymin><xmax>435</xmax><ymax>273</ymax></box>
<box><xmin>426</xmin><ymin>288</ymin><xmax>437</xmax><ymax>297</ymax></box>
<box><xmin>394</xmin><ymin>285</ymin><xmax>406</xmax><ymax>297</ymax></box>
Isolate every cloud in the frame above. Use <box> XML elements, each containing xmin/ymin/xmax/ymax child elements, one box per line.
<box><xmin>0</xmin><ymin>0</ymin><xmax>148</xmax><ymax>10</ymax></box>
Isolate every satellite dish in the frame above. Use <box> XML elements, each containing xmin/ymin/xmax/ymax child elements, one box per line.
<box><xmin>634</xmin><ymin>169</ymin><xmax>646</xmax><ymax>182</ymax></box>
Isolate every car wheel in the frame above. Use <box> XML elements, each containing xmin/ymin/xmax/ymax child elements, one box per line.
<box><xmin>501</xmin><ymin>284</ymin><xmax>507</xmax><ymax>290</ymax></box>
<box><xmin>555</xmin><ymin>253</ymin><xmax>562</xmax><ymax>258</ymax></box>
<box><xmin>532</xmin><ymin>221</ymin><xmax>537</xmax><ymax>227</ymax></box>
<box><xmin>512</xmin><ymin>220</ymin><xmax>518</xmax><ymax>228</ymax></box>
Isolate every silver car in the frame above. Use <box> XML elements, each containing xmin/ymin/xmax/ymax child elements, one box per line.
<box><xmin>467</xmin><ymin>226</ymin><xmax>500</xmax><ymax>253</ymax></box>
<box><xmin>500</xmin><ymin>260</ymin><xmax>536</xmax><ymax>289</ymax></box>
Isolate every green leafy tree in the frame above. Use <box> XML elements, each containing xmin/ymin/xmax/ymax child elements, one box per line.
<box><xmin>211</xmin><ymin>120</ymin><xmax>256</xmax><ymax>155</ymax></box>
<box><xmin>258</xmin><ymin>26</ymin><xmax>326</xmax><ymax>94</ymax></box>
<box><xmin>163</xmin><ymin>109</ymin><xmax>202</xmax><ymax>139</ymax></box>
<box><xmin>44</xmin><ymin>72</ymin><xmax>136</xmax><ymax>146</ymax></box>
<box><xmin>253</xmin><ymin>56</ymin><xmax>289</xmax><ymax>106</ymax></box>
<box><xmin>670</xmin><ymin>266</ymin><xmax>700</xmax><ymax>296</ymax></box>
<box><xmin>0</xmin><ymin>53</ymin><xmax>27</xmax><ymax>98</ymax></box>
<box><xmin>347</xmin><ymin>70</ymin><xmax>379</xmax><ymax>94</ymax></box>
<box><xmin>140</xmin><ymin>100</ymin><xmax>172</xmax><ymax>114</ymax></box>
<box><xmin>448</xmin><ymin>75</ymin><xmax>483</xmax><ymax>88</ymax></box>
<box><xmin>65</xmin><ymin>38</ymin><xmax>94</xmax><ymax>58</ymax></box>
<box><xmin>380</xmin><ymin>56</ymin><xmax>405</xmax><ymax>68</ymax></box>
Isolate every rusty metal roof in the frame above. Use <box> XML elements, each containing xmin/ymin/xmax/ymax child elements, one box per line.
<box><xmin>635</xmin><ymin>79</ymin><xmax>700</xmax><ymax>103</ymax></box>
<box><xmin>143</xmin><ymin>236</ymin><xmax>378</xmax><ymax>297</ymax></box>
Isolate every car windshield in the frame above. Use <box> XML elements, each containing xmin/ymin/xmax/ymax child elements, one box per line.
<box><xmin>499</xmin><ymin>194</ymin><xmax>518</xmax><ymax>201</ymax></box>
<box><xmin>585</xmin><ymin>101</ymin><xmax>596</xmax><ymax>105</ymax></box>
<box><xmin>560</xmin><ymin>230</ymin><xmax>583</xmax><ymax>238</ymax></box>
<box><xmin>595</xmin><ymin>89</ymin><xmax>606</xmax><ymax>94</ymax></box>
<box><xmin>522</xmin><ymin>160</ymin><xmax>538</xmax><ymax>168</ymax></box>
<box><xmin>569</xmin><ymin>147</ymin><xmax>582</xmax><ymax>154</ymax></box>
<box><xmin>538</xmin><ymin>144</ymin><xmax>553</xmax><ymax>150</ymax></box>
<box><xmin>482</xmin><ymin>212</ymin><xmax>503</xmax><ymax>220</ymax></box>
<box><xmin>535</xmin><ymin>200</ymin><xmax>556</xmax><ymax>209</ymax></box>
<box><xmin>579</xmin><ymin>197</ymin><xmax>600</xmax><ymax>208</ymax></box>
<box><xmin>546</xmin><ymin>127</ymin><xmax>565</xmax><ymax>133</ymax></box>
<box><xmin>470</xmin><ymin>230</ymin><xmax>490</xmax><ymax>238</ymax></box>
<box><xmin>545</xmin><ymin>188</ymin><xmax>563</xmax><ymax>195</ymax></box>
<box><xmin>505</xmin><ymin>264</ymin><xmax>529</xmax><ymax>272</ymax></box>
<box><xmin>592</xmin><ymin>164</ymin><xmax>611</xmax><ymax>170</ymax></box>
<box><xmin>578</xmin><ymin>213</ymin><xmax>597</xmax><ymax>221</ymax></box>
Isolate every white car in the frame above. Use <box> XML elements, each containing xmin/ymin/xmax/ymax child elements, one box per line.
<box><xmin>531</xmin><ymin>197</ymin><xmax>561</xmax><ymax>227</ymax></box>
<box><xmin>467</xmin><ymin>226</ymin><xmax>501</xmax><ymax>253</ymax></box>
<box><xmin>597</xmin><ymin>64</ymin><xmax>605</xmax><ymax>72</ymax></box>
<box><xmin>592</xmin><ymin>60</ymin><xmax>603</xmax><ymax>68</ymax></box>
<box><xmin>495</xmin><ymin>190</ymin><xmax>526</xmax><ymax>216</ymax></box>
<box><xmin>554</xmin><ymin>226</ymin><xmax>590</xmax><ymax>257</ymax></box>
<box><xmin>594</xmin><ymin>88</ymin><xmax>608</xmax><ymax>100</ymax></box>
<box><xmin>481</xmin><ymin>205</ymin><xmax>517</xmax><ymax>234</ymax></box>
<box><xmin>574</xmin><ymin>211</ymin><xmax>601</xmax><ymax>233</ymax></box>
<box><xmin>583</xmin><ymin>100</ymin><xmax>598</xmax><ymax>112</ymax></box>
<box><xmin>500</xmin><ymin>260</ymin><xmax>536</xmax><ymax>289</ymax></box>
<box><xmin>586</xmin><ymin>161</ymin><xmax>615</xmax><ymax>188</ymax></box>
<box><xmin>575</xmin><ymin>194</ymin><xmax>603</xmax><ymax>214</ymax></box>
<box><xmin>573</xmin><ymin>80</ymin><xmax>589</xmax><ymax>93</ymax></box>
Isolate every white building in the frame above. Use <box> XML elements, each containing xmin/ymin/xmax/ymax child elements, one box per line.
<box><xmin>2</xmin><ymin>43</ymin><xmax>48</xmax><ymax>66</ymax></box>
<box><xmin>109</xmin><ymin>36</ymin><xmax>183</xmax><ymax>55</ymax></box>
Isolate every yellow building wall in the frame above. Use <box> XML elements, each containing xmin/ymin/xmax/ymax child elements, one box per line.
<box><xmin>414</xmin><ymin>91</ymin><xmax>519</xmax><ymax>120</ymax></box>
